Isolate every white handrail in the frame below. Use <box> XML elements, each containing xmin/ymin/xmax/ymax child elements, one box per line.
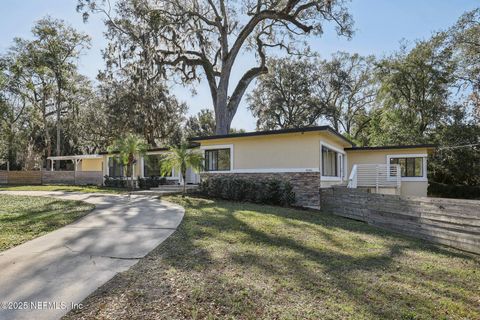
<box><xmin>348</xmin><ymin>164</ymin><xmax>401</xmax><ymax>193</ymax></box>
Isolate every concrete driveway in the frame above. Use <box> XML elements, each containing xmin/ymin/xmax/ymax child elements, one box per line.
<box><xmin>0</xmin><ymin>191</ymin><xmax>184</xmax><ymax>320</ymax></box>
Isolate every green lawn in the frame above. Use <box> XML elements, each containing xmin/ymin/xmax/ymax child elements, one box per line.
<box><xmin>65</xmin><ymin>196</ymin><xmax>480</xmax><ymax>320</ymax></box>
<box><xmin>0</xmin><ymin>195</ymin><xmax>94</xmax><ymax>252</ymax></box>
<box><xmin>0</xmin><ymin>184</ymin><xmax>126</xmax><ymax>194</ymax></box>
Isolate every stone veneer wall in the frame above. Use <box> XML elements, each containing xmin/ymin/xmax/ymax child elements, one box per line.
<box><xmin>200</xmin><ymin>172</ymin><xmax>320</xmax><ymax>207</ymax></box>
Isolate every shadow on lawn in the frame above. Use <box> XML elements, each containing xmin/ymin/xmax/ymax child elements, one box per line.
<box><xmin>65</xmin><ymin>196</ymin><xmax>480</xmax><ymax>320</ymax></box>
<box><xmin>155</xmin><ymin>197</ymin><xmax>480</xmax><ymax>319</ymax></box>
<box><xmin>0</xmin><ymin>199</ymin><xmax>90</xmax><ymax>224</ymax></box>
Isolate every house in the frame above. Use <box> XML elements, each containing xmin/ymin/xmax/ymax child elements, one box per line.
<box><xmin>190</xmin><ymin>126</ymin><xmax>435</xmax><ymax>207</ymax></box>
<box><xmin>48</xmin><ymin>125</ymin><xmax>434</xmax><ymax>208</ymax></box>
<box><xmin>47</xmin><ymin>147</ymin><xmax>200</xmax><ymax>186</ymax></box>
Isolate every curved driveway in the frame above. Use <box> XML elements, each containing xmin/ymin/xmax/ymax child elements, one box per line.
<box><xmin>0</xmin><ymin>191</ymin><xmax>184</xmax><ymax>320</ymax></box>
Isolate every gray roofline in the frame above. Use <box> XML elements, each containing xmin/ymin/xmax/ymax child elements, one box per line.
<box><xmin>345</xmin><ymin>144</ymin><xmax>436</xmax><ymax>151</ymax></box>
<box><xmin>189</xmin><ymin>126</ymin><xmax>355</xmax><ymax>146</ymax></box>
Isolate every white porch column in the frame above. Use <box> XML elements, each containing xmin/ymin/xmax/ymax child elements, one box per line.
<box><xmin>139</xmin><ymin>156</ymin><xmax>145</xmax><ymax>178</ymax></box>
<box><xmin>51</xmin><ymin>160</ymin><xmax>54</xmax><ymax>171</ymax></box>
<box><xmin>103</xmin><ymin>155</ymin><xmax>109</xmax><ymax>176</ymax></box>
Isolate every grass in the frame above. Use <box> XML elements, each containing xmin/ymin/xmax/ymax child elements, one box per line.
<box><xmin>0</xmin><ymin>184</ymin><xmax>126</xmax><ymax>194</ymax></box>
<box><xmin>64</xmin><ymin>196</ymin><xmax>480</xmax><ymax>320</ymax></box>
<box><xmin>0</xmin><ymin>195</ymin><xmax>94</xmax><ymax>252</ymax></box>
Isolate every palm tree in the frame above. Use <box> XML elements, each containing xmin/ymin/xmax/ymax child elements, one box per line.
<box><xmin>108</xmin><ymin>133</ymin><xmax>148</xmax><ymax>191</ymax></box>
<box><xmin>161</xmin><ymin>142</ymin><xmax>204</xmax><ymax>196</ymax></box>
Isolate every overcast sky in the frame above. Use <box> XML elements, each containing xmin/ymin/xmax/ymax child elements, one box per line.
<box><xmin>1</xmin><ymin>0</ymin><xmax>478</xmax><ymax>131</ymax></box>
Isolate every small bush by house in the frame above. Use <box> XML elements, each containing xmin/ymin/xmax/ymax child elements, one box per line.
<box><xmin>104</xmin><ymin>176</ymin><xmax>128</xmax><ymax>188</ymax></box>
<box><xmin>138</xmin><ymin>176</ymin><xmax>167</xmax><ymax>190</ymax></box>
<box><xmin>428</xmin><ymin>181</ymin><xmax>480</xmax><ymax>199</ymax></box>
<box><xmin>104</xmin><ymin>176</ymin><xmax>141</xmax><ymax>189</ymax></box>
<box><xmin>103</xmin><ymin>176</ymin><xmax>171</xmax><ymax>190</ymax></box>
<box><xmin>199</xmin><ymin>176</ymin><xmax>295</xmax><ymax>206</ymax></box>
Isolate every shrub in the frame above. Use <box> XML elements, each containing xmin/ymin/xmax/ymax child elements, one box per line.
<box><xmin>138</xmin><ymin>176</ymin><xmax>168</xmax><ymax>189</ymax></box>
<box><xmin>104</xmin><ymin>176</ymin><xmax>133</xmax><ymax>189</ymax></box>
<box><xmin>428</xmin><ymin>181</ymin><xmax>480</xmax><ymax>199</ymax></box>
<box><xmin>199</xmin><ymin>176</ymin><xmax>295</xmax><ymax>206</ymax></box>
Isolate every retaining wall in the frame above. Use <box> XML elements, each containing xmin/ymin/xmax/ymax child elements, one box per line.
<box><xmin>320</xmin><ymin>187</ymin><xmax>480</xmax><ymax>254</ymax></box>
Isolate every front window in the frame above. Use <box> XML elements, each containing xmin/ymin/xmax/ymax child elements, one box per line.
<box><xmin>389</xmin><ymin>157</ymin><xmax>423</xmax><ymax>177</ymax></box>
<box><xmin>108</xmin><ymin>157</ymin><xmax>124</xmax><ymax>178</ymax></box>
<box><xmin>143</xmin><ymin>154</ymin><xmax>172</xmax><ymax>177</ymax></box>
<box><xmin>322</xmin><ymin>146</ymin><xmax>338</xmax><ymax>177</ymax></box>
<box><xmin>204</xmin><ymin>148</ymin><xmax>230</xmax><ymax>171</ymax></box>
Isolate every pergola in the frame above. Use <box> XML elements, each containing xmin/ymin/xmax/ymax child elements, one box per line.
<box><xmin>47</xmin><ymin>155</ymin><xmax>103</xmax><ymax>171</ymax></box>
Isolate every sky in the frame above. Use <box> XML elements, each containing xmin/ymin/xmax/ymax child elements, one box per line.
<box><xmin>0</xmin><ymin>0</ymin><xmax>478</xmax><ymax>131</ymax></box>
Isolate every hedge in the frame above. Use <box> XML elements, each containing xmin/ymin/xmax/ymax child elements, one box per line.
<box><xmin>104</xmin><ymin>176</ymin><xmax>168</xmax><ymax>190</ymax></box>
<box><xmin>138</xmin><ymin>176</ymin><xmax>167</xmax><ymax>190</ymax></box>
<box><xmin>104</xmin><ymin>176</ymin><xmax>129</xmax><ymax>188</ymax></box>
<box><xmin>199</xmin><ymin>176</ymin><xmax>295</xmax><ymax>206</ymax></box>
<box><xmin>428</xmin><ymin>181</ymin><xmax>480</xmax><ymax>199</ymax></box>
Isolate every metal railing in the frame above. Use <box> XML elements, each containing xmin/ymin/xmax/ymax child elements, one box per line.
<box><xmin>348</xmin><ymin>164</ymin><xmax>401</xmax><ymax>193</ymax></box>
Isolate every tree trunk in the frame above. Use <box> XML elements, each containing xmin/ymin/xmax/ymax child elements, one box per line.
<box><xmin>43</xmin><ymin>101</ymin><xmax>52</xmax><ymax>171</ymax></box>
<box><xmin>127</xmin><ymin>164</ymin><xmax>134</xmax><ymax>191</ymax></box>
<box><xmin>215</xmin><ymin>109</ymin><xmax>230</xmax><ymax>135</ymax></box>
<box><xmin>7</xmin><ymin>123</ymin><xmax>15</xmax><ymax>170</ymax></box>
<box><xmin>56</xmin><ymin>110</ymin><xmax>61</xmax><ymax>170</ymax></box>
<box><xmin>55</xmin><ymin>81</ymin><xmax>62</xmax><ymax>170</ymax></box>
<box><xmin>212</xmin><ymin>61</ymin><xmax>267</xmax><ymax>135</ymax></box>
<box><xmin>182</xmin><ymin>170</ymin><xmax>187</xmax><ymax>198</ymax></box>
<box><xmin>214</xmin><ymin>77</ymin><xmax>231</xmax><ymax>135</ymax></box>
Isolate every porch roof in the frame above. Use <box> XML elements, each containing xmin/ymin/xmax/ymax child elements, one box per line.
<box><xmin>47</xmin><ymin>155</ymin><xmax>103</xmax><ymax>161</ymax></box>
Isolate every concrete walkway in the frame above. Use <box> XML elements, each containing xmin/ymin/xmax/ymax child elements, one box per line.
<box><xmin>0</xmin><ymin>191</ymin><xmax>184</xmax><ymax>320</ymax></box>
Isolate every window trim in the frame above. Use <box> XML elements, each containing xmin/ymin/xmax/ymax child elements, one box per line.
<box><xmin>200</xmin><ymin>144</ymin><xmax>233</xmax><ymax>173</ymax></box>
<box><xmin>320</xmin><ymin>141</ymin><xmax>346</xmax><ymax>181</ymax></box>
<box><xmin>204</xmin><ymin>148</ymin><xmax>231</xmax><ymax>172</ymax></box>
<box><xmin>386</xmin><ymin>154</ymin><xmax>427</xmax><ymax>182</ymax></box>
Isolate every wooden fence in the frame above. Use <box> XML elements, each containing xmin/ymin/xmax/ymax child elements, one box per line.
<box><xmin>320</xmin><ymin>187</ymin><xmax>480</xmax><ymax>254</ymax></box>
<box><xmin>6</xmin><ymin>171</ymin><xmax>43</xmax><ymax>185</ymax></box>
<box><xmin>0</xmin><ymin>170</ymin><xmax>103</xmax><ymax>186</ymax></box>
<box><xmin>0</xmin><ymin>171</ymin><xmax>7</xmax><ymax>184</ymax></box>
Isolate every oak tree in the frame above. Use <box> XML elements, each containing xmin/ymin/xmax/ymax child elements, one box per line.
<box><xmin>77</xmin><ymin>0</ymin><xmax>353</xmax><ymax>134</ymax></box>
<box><xmin>316</xmin><ymin>52</ymin><xmax>377</xmax><ymax>141</ymax></box>
<box><xmin>248</xmin><ymin>56</ymin><xmax>323</xmax><ymax>129</ymax></box>
<box><xmin>31</xmin><ymin>17</ymin><xmax>90</xmax><ymax>166</ymax></box>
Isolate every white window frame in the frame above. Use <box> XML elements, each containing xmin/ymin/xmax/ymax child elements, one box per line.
<box><xmin>200</xmin><ymin>144</ymin><xmax>234</xmax><ymax>173</ymax></box>
<box><xmin>386</xmin><ymin>154</ymin><xmax>428</xmax><ymax>182</ymax></box>
<box><xmin>320</xmin><ymin>141</ymin><xmax>346</xmax><ymax>181</ymax></box>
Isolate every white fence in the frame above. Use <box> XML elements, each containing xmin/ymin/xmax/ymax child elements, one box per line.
<box><xmin>348</xmin><ymin>164</ymin><xmax>401</xmax><ymax>193</ymax></box>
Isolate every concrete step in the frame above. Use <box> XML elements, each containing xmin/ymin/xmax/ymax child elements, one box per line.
<box><xmin>133</xmin><ymin>190</ymin><xmax>184</xmax><ymax>196</ymax></box>
<box><xmin>133</xmin><ymin>185</ymin><xmax>199</xmax><ymax>197</ymax></box>
<box><xmin>151</xmin><ymin>185</ymin><xmax>198</xmax><ymax>191</ymax></box>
